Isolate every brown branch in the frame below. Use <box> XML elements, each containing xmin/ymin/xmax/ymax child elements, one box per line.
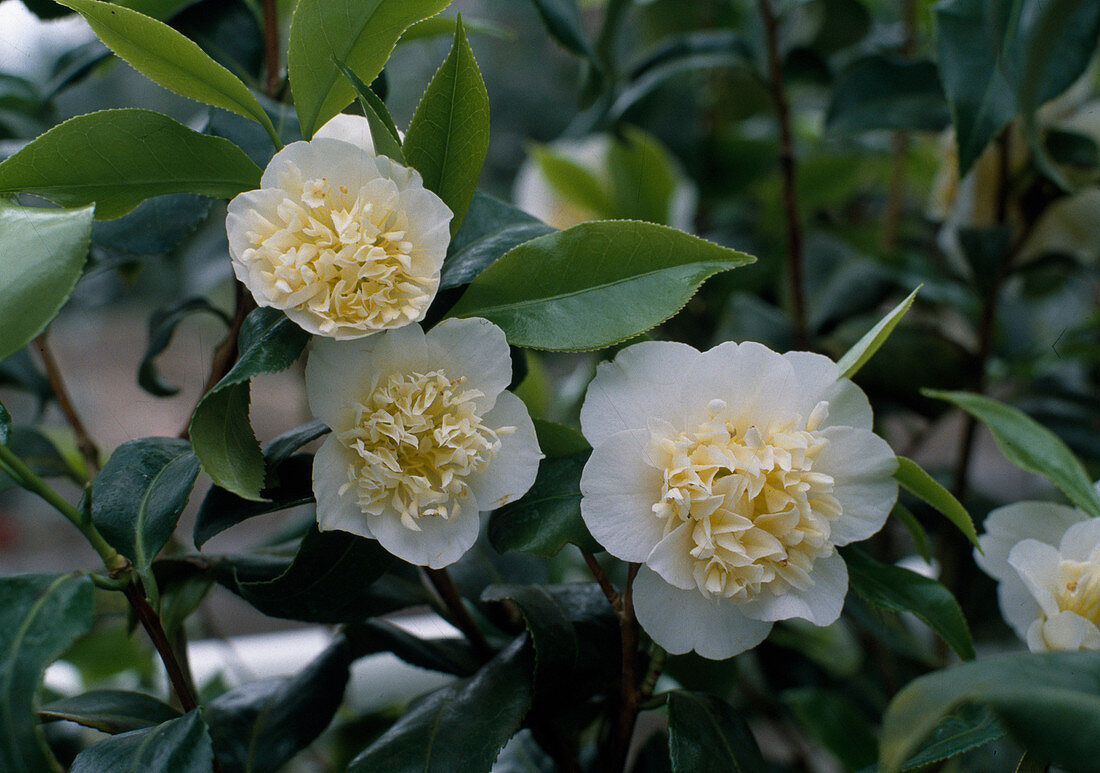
<box><xmin>758</xmin><ymin>0</ymin><xmax>808</xmax><ymax>349</ymax></box>
<box><xmin>261</xmin><ymin>0</ymin><xmax>281</xmax><ymax>99</ymax></box>
<box><xmin>34</xmin><ymin>333</ymin><xmax>99</xmax><ymax>476</ymax></box>
<box><xmin>423</xmin><ymin>567</ymin><xmax>494</xmax><ymax>662</ymax></box>
<box><xmin>608</xmin><ymin>562</ymin><xmax>641</xmax><ymax>773</ymax></box>
<box><xmin>123</xmin><ymin>582</ymin><xmax>198</xmax><ymax>712</ymax></box>
<box><xmin>583</xmin><ymin>551</ymin><xmax>620</xmax><ymax>608</ymax></box>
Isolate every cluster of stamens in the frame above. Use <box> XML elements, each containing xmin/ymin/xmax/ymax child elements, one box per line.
<box><xmin>1052</xmin><ymin>549</ymin><xmax>1100</xmax><ymax>628</ymax></box>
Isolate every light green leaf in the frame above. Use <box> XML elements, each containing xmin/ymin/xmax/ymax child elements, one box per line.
<box><xmin>404</xmin><ymin>16</ymin><xmax>490</xmax><ymax>234</ymax></box>
<box><xmin>288</xmin><ymin>0</ymin><xmax>452</xmax><ymax>140</ymax></box>
<box><xmin>398</xmin><ymin>15</ymin><xmax>512</xmax><ymax>45</ymax></box>
<box><xmin>70</xmin><ymin>711</ymin><xmax>213</xmax><ymax>772</ymax></box>
<box><xmin>607</xmin><ymin>127</ymin><xmax>679</xmax><ymax>224</ymax></box>
<box><xmin>0</xmin><ymin>573</ymin><xmax>94</xmax><ymax>773</ymax></box>
<box><xmin>55</xmin><ymin>0</ymin><xmax>279</xmax><ymax>146</ymax></box>
<box><xmin>924</xmin><ymin>391</ymin><xmax>1100</xmax><ymax>518</ymax></box>
<box><xmin>894</xmin><ymin>457</ymin><xmax>979</xmax><ymax>548</ymax></box>
<box><xmin>667</xmin><ymin>690</ymin><xmax>768</xmax><ymax>773</ymax></box>
<box><xmin>530</xmin><ymin>144</ymin><xmax>614</xmax><ymax>217</ymax></box>
<box><xmin>334</xmin><ymin>59</ymin><xmax>405</xmax><ymax>162</ymax></box>
<box><xmin>0</xmin><ymin>109</ymin><xmax>262</xmax><ymax>218</ymax></box>
<box><xmin>448</xmin><ymin>220</ymin><xmax>755</xmax><ymax>350</ymax></box>
<box><xmin>837</xmin><ymin>287</ymin><xmax>920</xmax><ymax>379</ymax></box>
<box><xmin>0</xmin><ymin>201</ymin><xmax>92</xmax><ymax>361</ymax></box>
<box><xmin>189</xmin><ymin>308</ymin><xmax>310</xmax><ymax>501</ymax></box>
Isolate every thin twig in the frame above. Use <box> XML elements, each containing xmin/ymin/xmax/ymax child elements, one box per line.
<box><xmin>882</xmin><ymin>0</ymin><xmax>918</xmax><ymax>253</ymax></box>
<box><xmin>583</xmin><ymin>551</ymin><xmax>620</xmax><ymax>608</ymax></box>
<box><xmin>180</xmin><ymin>287</ymin><xmax>253</xmax><ymax>439</ymax></box>
<box><xmin>758</xmin><ymin>0</ymin><xmax>809</xmax><ymax>348</ymax></box>
<box><xmin>34</xmin><ymin>333</ymin><xmax>99</xmax><ymax>476</ymax></box>
<box><xmin>608</xmin><ymin>562</ymin><xmax>641</xmax><ymax>773</ymax></box>
<box><xmin>423</xmin><ymin>567</ymin><xmax>494</xmax><ymax>662</ymax></box>
<box><xmin>124</xmin><ymin>582</ymin><xmax>198</xmax><ymax>712</ymax></box>
<box><xmin>261</xmin><ymin>0</ymin><xmax>280</xmax><ymax>99</ymax></box>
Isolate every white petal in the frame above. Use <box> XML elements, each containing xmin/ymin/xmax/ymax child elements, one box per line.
<box><xmin>678</xmin><ymin>341</ymin><xmax>799</xmax><ymax>431</ymax></box>
<box><xmin>580</xmin><ymin>429</ymin><xmax>666</xmax><ymax>562</ymax></box>
<box><xmin>425</xmin><ymin>317</ymin><xmax>513</xmax><ymax>411</ymax></box>
<box><xmin>1033</xmin><ymin>611</ymin><xmax>1100</xmax><ymax>652</ymax></box>
<box><xmin>1008</xmin><ymin>539</ymin><xmax>1063</xmax><ymax>619</ymax></box>
<box><xmin>778</xmin><ymin>351</ymin><xmax>874</xmax><ymax>430</ymax></box>
<box><xmin>225</xmin><ymin>188</ymin><xmax>286</xmax><ymax>260</ymax></box>
<box><xmin>1057</xmin><ymin>517</ymin><xmax>1100</xmax><ymax>562</ymax></box>
<box><xmin>314</xmin><ymin>113</ymin><xmax>376</xmax><ymax>155</ymax></box>
<box><xmin>580</xmin><ymin>341</ymin><xmax>700</xmax><ymax>446</ymax></box>
<box><xmin>261</xmin><ymin>138</ymin><xmax>382</xmax><ymax>193</ymax></box>
<box><xmin>466</xmin><ymin>391</ymin><xmax>543</xmax><ymax>509</ymax></box>
<box><xmin>996</xmin><ymin>570</ymin><xmax>1042</xmax><ymax>642</ymax></box>
<box><xmin>814</xmin><ymin>426</ymin><xmax>898</xmax><ymax>546</ymax></box>
<box><xmin>313</xmin><ymin>436</ymin><xmax>372</xmax><ymax>538</ymax></box>
<box><xmin>738</xmin><ymin>550</ymin><xmax>848</xmax><ymax>626</ymax></box>
<box><xmin>975</xmin><ymin>502</ymin><xmax>1086</xmax><ymax>582</ymax></box>
<box><xmin>366</xmin><ymin>491</ymin><xmax>481</xmax><ymax>569</ymax></box>
<box><xmin>645</xmin><ymin>522</ymin><xmax>698</xmax><ymax>590</ymax></box>
<box><xmin>633</xmin><ymin>566</ymin><xmax>773</xmax><ymax>659</ymax></box>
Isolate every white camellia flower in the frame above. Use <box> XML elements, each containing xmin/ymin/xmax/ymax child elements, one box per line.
<box><xmin>226</xmin><ymin>113</ymin><xmax>452</xmax><ymax>339</ymax></box>
<box><xmin>578</xmin><ymin>341</ymin><xmax>898</xmax><ymax>659</ymax></box>
<box><xmin>975</xmin><ymin>485</ymin><xmax>1100</xmax><ymax>652</ymax></box>
<box><xmin>305</xmin><ymin>317</ymin><xmax>543</xmax><ymax>568</ymax></box>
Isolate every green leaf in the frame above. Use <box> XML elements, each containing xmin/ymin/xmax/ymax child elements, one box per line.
<box><xmin>55</xmin><ymin>0</ymin><xmax>279</xmax><ymax>145</ymax></box>
<box><xmin>880</xmin><ymin>652</ymin><xmax>1100</xmax><ymax>772</ymax></box>
<box><xmin>0</xmin><ymin>400</ymin><xmax>10</xmax><ymax>446</ymax></box>
<box><xmin>448</xmin><ymin>220</ymin><xmax>755</xmax><ymax>350</ymax></box>
<box><xmin>139</xmin><ymin>298</ymin><xmax>231</xmax><ymax>397</ymax></box>
<box><xmin>837</xmin><ymin>286</ymin><xmax>920</xmax><ymax>379</ymax></box>
<box><xmin>529</xmin><ymin>144</ymin><xmax>614</xmax><ymax>217</ymax></box>
<box><xmin>893</xmin><ymin>502</ymin><xmax>931</xmax><ymax>564</ymax></box>
<box><xmin>867</xmin><ymin>708</ymin><xmax>1004</xmax><ymax>772</ymax></box>
<box><xmin>333</xmin><ymin>59</ymin><xmax>405</xmax><ymax>162</ymax></box>
<box><xmin>441</xmin><ymin>192</ymin><xmax>554</xmax><ymax>289</ymax></box>
<box><xmin>40</xmin><ymin>690</ymin><xmax>181</xmax><ymax>734</ymax></box>
<box><xmin>0</xmin><ymin>109</ymin><xmax>262</xmax><ymax>218</ymax></box>
<box><xmin>488</xmin><ymin>451</ymin><xmax>599</xmax><ymax>557</ymax></box>
<box><xmin>69</xmin><ymin>710</ymin><xmax>213</xmax><ymax>772</ymax></box>
<box><xmin>189</xmin><ymin>307</ymin><xmax>310</xmax><ymax>501</ymax></box>
<box><xmin>347</xmin><ymin>618</ymin><xmax>479</xmax><ymax>675</ymax></box>
<box><xmin>607</xmin><ymin>127</ymin><xmax>679</xmax><ymax>225</ymax></box>
<box><xmin>349</xmin><ymin>636</ymin><xmax>533</xmax><ymax>772</ymax></box>
<box><xmin>92</xmin><ymin>437</ymin><xmax>200</xmax><ymax>581</ymax></box>
<box><xmin>287</xmin><ymin>0</ymin><xmax>452</xmax><ymax>139</ymax></box>
<box><xmin>783</xmin><ymin>688</ymin><xmax>877</xmax><ymax>770</ymax></box>
<box><xmin>667</xmin><ymin>690</ymin><xmax>768</xmax><ymax>773</ymax></box>
<box><xmin>398</xmin><ymin>15</ymin><xmax>512</xmax><ymax>45</ymax></box>
<box><xmin>531</xmin><ymin>419</ymin><xmax>589</xmax><ymax>458</ymax></box>
<box><xmin>404</xmin><ymin>16</ymin><xmax>490</xmax><ymax>235</ymax></box>
<box><xmin>0</xmin><ymin>573</ymin><xmax>94</xmax><ymax>773</ymax></box>
<box><xmin>893</xmin><ymin>457</ymin><xmax>978</xmax><ymax>548</ymax></box>
<box><xmin>844</xmin><ymin>547</ymin><xmax>975</xmax><ymax>661</ymax></box>
<box><xmin>93</xmin><ymin>193</ymin><xmax>211</xmax><ymax>258</ymax></box>
<box><xmin>206</xmin><ymin>635</ymin><xmax>351</xmax><ymax>773</ymax></box>
<box><xmin>528</xmin><ymin>0</ymin><xmax>597</xmax><ymax>60</ymax></box>
<box><xmin>923</xmin><ymin>390</ymin><xmax>1100</xmax><ymax>518</ymax></box>
<box><xmin>0</xmin><ymin>201</ymin><xmax>92</xmax><ymax>361</ymax></box>
<box><xmin>827</xmin><ymin>55</ymin><xmax>950</xmax><ymax>133</ymax></box>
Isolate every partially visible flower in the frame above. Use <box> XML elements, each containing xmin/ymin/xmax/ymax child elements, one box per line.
<box><xmin>975</xmin><ymin>486</ymin><xmax>1100</xmax><ymax>651</ymax></box>
<box><xmin>305</xmin><ymin>317</ymin><xmax>542</xmax><ymax>568</ymax></box>
<box><xmin>578</xmin><ymin>341</ymin><xmax>898</xmax><ymax>659</ymax></box>
<box><xmin>227</xmin><ymin>113</ymin><xmax>452</xmax><ymax>339</ymax></box>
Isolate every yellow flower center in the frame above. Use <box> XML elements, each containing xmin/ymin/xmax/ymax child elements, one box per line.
<box><xmin>242</xmin><ymin>165</ymin><xmax>435</xmax><ymax>333</ymax></box>
<box><xmin>1054</xmin><ymin>552</ymin><xmax>1100</xmax><ymax>626</ymax></box>
<box><xmin>649</xmin><ymin>399</ymin><xmax>841</xmax><ymax>600</ymax></box>
<box><xmin>336</xmin><ymin>370</ymin><xmax>511</xmax><ymax>531</ymax></box>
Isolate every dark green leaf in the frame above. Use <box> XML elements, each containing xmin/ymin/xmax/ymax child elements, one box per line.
<box><xmin>893</xmin><ymin>503</ymin><xmax>931</xmax><ymax>564</ymax></box>
<box><xmin>894</xmin><ymin>457</ymin><xmax>978</xmax><ymax>548</ymax></box>
<box><xmin>0</xmin><ymin>109</ymin><xmax>261</xmax><ymax>218</ymax></box>
<box><xmin>346</xmin><ymin>619</ymin><xmax>479</xmax><ymax>676</ymax></box>
<box><xmin>827</xmin><ymin>55</ymin><xmax>949</xmax><ymax>133</ymax></box>
<box><xmin>93</xmin><ymin>193</ymin><xmax>211</xmax><ymax>258</ymax></box>
<box><xmin>404</xmin><ymin>17</ymin><xmax>490</xmax><ymax>235</ymax></box>
<box><xmin>39</xmin><ymin>690</ymin><xmax>181</xmax><ymax>734</ymax></box>
<box><xmin>0</xmin><ymin>426</ymin><xmax>81</xmax><ymax>493</ymax></box>
<box><xmin>861</xmin><ymin>708</ymin><xmax>1004</xmax><ymax>772</ymax></box>
<box><xmin>924</xmin><ymin>390</ymin><xmax>1100</xmax><ymax>518</ymax></box>
<box><xmin>489</xmin><ymin>451</ymin><xmax>598</xmax><ymax>557</ymax></box>
<box><xmin>440</xmin><ymin>192</ymin><xmax>554</xmax><ymax>290</ymax></box>
<box><xmin>206</xmin><ymin>98</ymin><xmax>302</xmax><ymax>168</ymax></box>
<box><xmin>349</xmin><ymin>636</ymin><xmax>533</xmax><ymax>772</ymax></box>
<box><xmin>448</xmin><ymin>221</ymin><xmax>755</xmax><ymax>350</ymax></box>
<box><xmin>0</xmin><ymin>400</ymin><xmax>9</xmax><ymax>446</ymax></box>
<box><xmin>334</xmin><ymin>59</ymin><xmax>405</xmax><ymax>163</ymax></box>
<box><xmin>69</xmin><ymin>710</ymin><xmax>213</xmax><ymax>772</ymax></box>
<box><xmin>262</xmin><ymin>419</ymin><xmax>330</xmax><ymax>468</ymax></box>
<box><xmin>837</xmin><ymin>287</ymin><xmax>920</xmax><ymax>379</ymax></box>
<box><xmin>528</xmin><ymin>0</ymin><xmax>596</xmax><ymax>60</ymax></box>
<box><xmin>0</xmin><ymin>201</ymin><xmax>93</xmax><ymax>361</ymax></box>
<box><xmin>0</xmin><ymin>573</ymin><xmax>94</xmax><ymax>773</ymax></box>
<box><xmin>667</xmin><ymin>690</ymin><xmax>767</xmax><ymax>773</ymax></box>
<box><xmin>189</xmin><ymin>307</ymin><xmax>310</xmax><ymax>501</ymax></box>
<box><xmin>880</xmin><ymin>652</ymin><xmax>1100</xmax><ymax>772</ymax></box>
<box><xmin>793</xmin><ymin>0</ymin><xmax>871</xmax><ymax>53</ymax></box>
<box><xmin>531</xmin><ymin>419</ymin><xmax>589</xmax><ymax>459</ymax></box>
<box><xmin>844</xmin><ymin>547</ymin><xmax>975</xmax><ymax>661</ymax></box>
<box><xmin>139</xmin><ymin>298</ymin><xmax>230</xmax><ymax>397</ymax></box>
<box><xmin>287</xmin><ymin>0</ymin><xmax>452</xmax><ymax>139</ymax></box>
<box><xmin>1045</xmin><ymin>129</ymin><xmax>1100</xmax><ymax>169</ymax></box>
<box><xmin>783</xmin><ymin>688</ymin><xmax>877</xmax><ymax>769</ymax></box>
<box><xmin>206</xmin><ymin>635</ymin><xmax>351</xmax><ymax>773</ymax></box>
<box><xmin>0</xmin><ymin>349</ymin><xmax>52</xmax><ymax>409</ymax></box>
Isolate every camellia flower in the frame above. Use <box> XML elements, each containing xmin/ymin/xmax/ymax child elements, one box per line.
<box><xmin>304</xmin><ymin>317</ymin><xmax>542</xmax><ymax>568</ymax></box>
<box><xmin>975</xmin><ymin>486</ymin><xmax>1100</xmax><ymax>652</ymax></box>
<box><xmin>226</xmin><ymin>113</ymin><xmax>452</xmax><ymax>339</ymax></box>
<box><xmin>579</xmin><ymin>341</ymin><xmax>898</xmax><ymax>659</ymax></box>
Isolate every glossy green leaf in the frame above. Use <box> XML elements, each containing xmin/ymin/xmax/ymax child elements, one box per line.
<box><xmin>667</xmin><ymin>690</ymin><xmax>768</xmax><ymax>773</ymax></box>
<box><xmin>440</xmin><ymin>192</ymin><xmax>554</xmax><ymax>289</ymax></box>
<box><xmin>783</xmin><ymin>688</ymin><xmax>877</xmax><ymax>770</ymax></box>
<box><xmin>837</xmin><ymin>287</ymin><xmax>920</xmax><ymax>379</ymax></box>
<box><xmin>189</xmin><ymin>307</ymin><xmax>310</xmax><ymax>501</ymax></box>
<box><xmin>349</xmin><ymin>636</ymin><xmax>533</xmax><ymax>772</ymax></box>
<box><xmin>206</xmin><ymin>635</ymin><xmax>351</xmax><ymax>773</ymax></box>
<box><xmin>827</xmin><ymin>56</ymin><xmax>949</xmax><ymax>133</ymax></box>
<box><xmin>894</xmin><ymin>457</ymin><xmax>978</xmax><ymax>548</ymax></box>
<box><xmin>404</xmin><ymin>17</ymin><xmax>490</xmax><ymax>234</ymax></box>
<box><xmin>488</xmin><ymin>451</ymin><xmax>599</xmax><ymax>557</ymax></box>
<box><xmin>864</xmin><ymin>708</ymin><xmax>1004</xmax><ymax>772</ymax></box>
<box><xmin>55</xmin><ymin>0</ymin><xmax>278</xmax><ymax>144</ymax></box>
<box><xmin>334</xmin><ymin>59</ymin><xmax>405</xmax><ymax>162</ymax></box>
<box><xmin>346</xmin><ymin>619</ymin><xmax>478</xmax><ymax>676</ymax></box>
<box><xmin>0</xmin><ymin>201</ymin><xmax>92</xmax><ymax>361</ymax></box>
<box><xmin>40</xmin><ymin>690</ymin><xmax>181</xmax><ymax>734</ymax></box>
<box><xmin>0</xmin><ymin>109</ymin><xmax>262</xmax><ymax>218</ymax></box>
<box><xmin>880</xmin><ymin>652</ymin><xmax>1100</xmax><ymax>772</ymax></box>
<box><xmin>287</xmin><ymin>0</ymin><xmax>451</xmax><ymax>139</ymax></box>
<box><xmin>448</xmin><ymin>221</ymin><xmax>755</xmax><ymax>350</ymax></box>
<box><xmin>139</xmin><ymin>298</ymin><xmax>231</xmax><ymax>397</ymax></box>
<box><xmin>924</xmin><ymin>390</ymin><xmax>1100</xmax><ymax>518</ymax></box>
<box><xmin>69</xmin><ymin>710</ymin><xmax>213</xmax><ymax>772</ymax></box>
<box><xmin>844</xmin><ymin>547</ymin><xmax>975</xmax><ymax>661</ymax></box>
<box><xmin>0</xmin><ymin>573</ymin><xmax>94</xmax><ymax>773</ymax></box>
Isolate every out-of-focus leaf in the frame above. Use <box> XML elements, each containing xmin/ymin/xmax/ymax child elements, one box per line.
<box><xmin>667</xmin><ymin>690</ymin><xmax>767</xmax><ymax>773</ymax></box>
<box><xmin>531</xmin><ymin>420</ymin><xmax>588</xmax><ymax>459</ymax></box>
<box><xmin>783</xmin><ymin>688</ymin><xmax>877</xmax><ymax>769</ymax></box>
<box><xmin>206</xmin><ymin>98</ymin><xmax>302</xmax><ymax>168</ymax></box>
<box><xmin>69</xmin><ymin>710</ymin><xmax>213</xmax><ymax>772</ymax></box>
<box><xmin>529</xmin><ymin>144</ymin><xmax>614</xmax><ymax>217</ymax></box>
<box><xmin>856</xmin><ymin>708</ymin><xmax>1004</xmax><ymax>772</ymax></box>
<box><xmin>138</xmin><ymin>298</ymin><xmax>230</xmax><ymax>397</ymax></box>
<box><xmin>0</xmin><ymin>400</ymin><xmax>9</xmax><ymax>446</ymax></box>
<box><xmin>790</xmin><ymin>0</ymin><xmax>871</xmax><ymax>53</ymax></box>
<box><xmin>0</xmin><ymin>573</ymin><xmax>94</xmax><ymax>773</ymax></box>
<box><xmin>607</xmin><ymin>127</ymin><xmax>679</xmax><ymax>225</ymax></box>
<box><xmin>894</xmin><ymin>457</ymin><xmax>978</xmax><ymax>548</ymax></box>
<box><xmin>398</xmin><ymin>15</ymin><xmax>512</xmax><ymax>45</ymax></box>
<box><xmin>528</xmin><ymin>0</ymin><xmax>596</xmax><ymax>60</ymax></box>
<box><xmin>39</xmin><ymin>690</ymin><xmax>181</xmax><ymax>734</ymax></box>
<box><xmin>893</xmin><ymin>503</ymin><xmax>931</xmax><ymax>563</ymax></box>
<box><xmin>0</xmin><ymin>201</ymin><xmax>92</xmax><ymax>361</ymax></box>
<box><xmin>837</xmin><ymin>287</ymin><xmax>920</xmax><ymax>379</ymax></box>
<box><xmin>440</xmin><ymin>192</ymin><xmax>554</xmax><ymax>289</ymax></box>
<box><xmin>827</xmin><ymin>56</ymin><xmax>950</xmax><ymax>133</ymax></box>
<box><xmin>93</xmin><ymin>194</ymin><xmax>211</xmax><ymax>258</ymax></box>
